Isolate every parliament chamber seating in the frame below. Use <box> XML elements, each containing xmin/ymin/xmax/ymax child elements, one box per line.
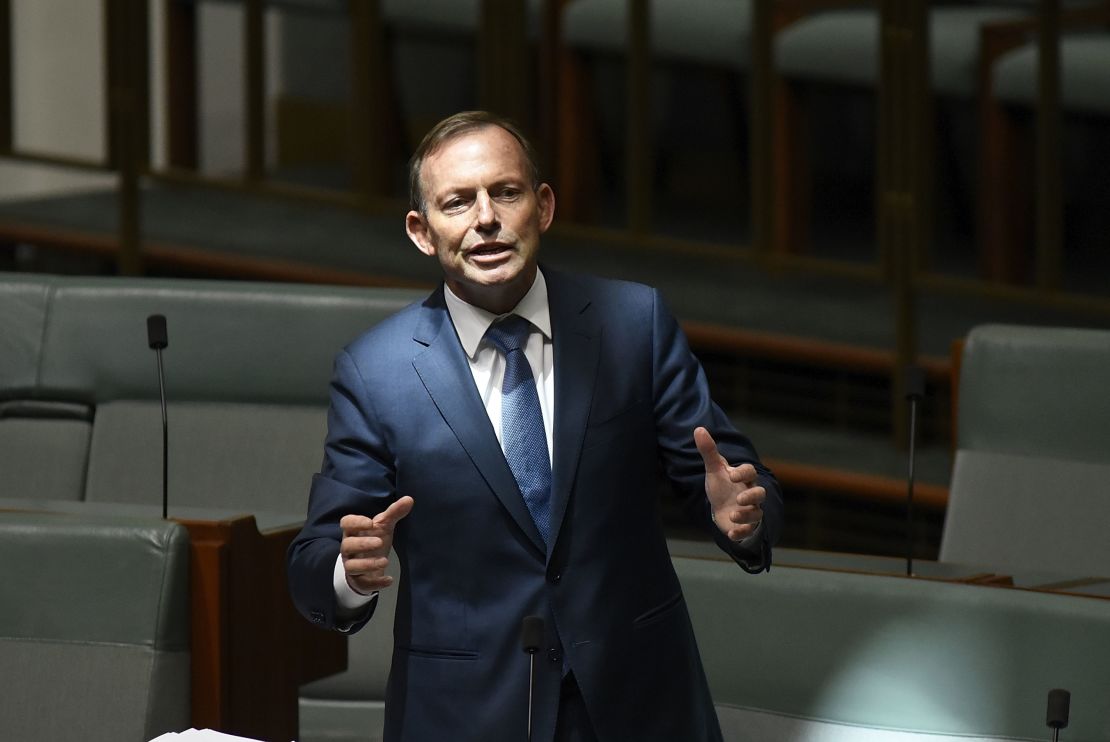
<box><xmin>0</xmin><ymin>510</ymin><xmax>191</xmax><ymax>742</ymax></box>
<box><xmin>0</xmin><ymin>272</ymin><xmax>422</xmax><ymax>740</ymax></box>
<box><xmin>4</xmin><ymin>273</ymin><xmax>1110</xmax><ymax>741</ymax></box>
<box><xmin>679</xmin><ymin>552</ymin><xmax>1110</xmax><ymax>741</ymax></box>
<box><xmin>941</xmin><ymin>323</ymin><xmax>1110</xmax><ymax>577</ymax></box>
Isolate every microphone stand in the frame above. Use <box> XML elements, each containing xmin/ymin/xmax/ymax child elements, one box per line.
<box><xmin>903</xmin><ymin>365</ymin><xmax>925</xmax><ymax>577</ymax></box>
<box><xmin>147</xmin><ymin>314</ymin><xmax>169</xmax><ymax>520</ymax></box>
<box><xmin>520</xmin><ymin>615</ymin><xmax>544</xmax><ymax>742</ymax></box>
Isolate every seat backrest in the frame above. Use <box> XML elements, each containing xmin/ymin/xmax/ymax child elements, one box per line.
<box><xmin>940</xmin><ymin>323</ymin><xmax>1110</xmax><ymax>575</ymax></box>
<box><xmin>0</xmin><ymin>510</ymin><xmax>191</xmax><ymax>741</ymax></box>
<box><xmin>0</xmin><ymin>273</ymin><xmax>423</xmax><ymax>516</ymax></box>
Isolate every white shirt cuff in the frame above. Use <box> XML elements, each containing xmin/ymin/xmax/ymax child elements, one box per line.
<box><xmin>333</xmin><ymin>553</ymin><xmax>378</xmax><ymax>611</ymax></box>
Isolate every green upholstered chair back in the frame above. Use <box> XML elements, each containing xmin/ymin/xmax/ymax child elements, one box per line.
<box><xmin>0</xmin><ymin>273</ymin><xmax>423</xmax><ymax>516</ymax></box>
<box><xmin>0</xmin><ymin>511</ymin><xmax>191</xmax><ymax>742</ymax></box>
<box><xmin>941</xmin><ymin>323</ymin><xmax>1110</xmax><ymax>576</ymax></box>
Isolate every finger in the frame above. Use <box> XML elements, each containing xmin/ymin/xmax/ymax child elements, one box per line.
<box><xmin>341</xmin><ymin>536</ymin><xmax>386</xmax><ymax>558</ymax></box>
<box><xmin>734</xmin><ymin>485</ymin><xmax>766</xmax><ymax>508</ymax></box>
<box><xmin>727</xmin><ymin>463</ymin><xmax>757</xmax><ymax>485</ymax></box>
<box><xmin>343</xmin><ymin>555</ymin><xmax>390</xmax><ymax>574</ymax></box>
<box><xmin>728</xmin><ymin>505</ymin><xmax>763</xmax><ymax>525</ymax></box>
<box><xmin>693</xmin><ymin>427</ymin><xmax>725</xmax><ymax>474</ymax></box>
<box><xmin>727</xmin><ymin>521</ymin><xmax>760</xmax><ymax>542</ymax></box>
<box><xmin>373</xmin><ymin>495</ymin><xmax>415</xmax><ymax>533</ymax></box>
<box><xmin>340</xmin><ymin>513</ymin><xmax>374</xmax><ymax>537</ymax></box>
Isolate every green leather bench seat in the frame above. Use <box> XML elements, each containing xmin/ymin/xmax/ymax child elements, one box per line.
<box><xmin>0</xmin><ymin>273</ymin><xmax>423</xmax><ymax>742</ymax></box>
<box><xmin>680</xmin><ymin>555</ymin><xmax>1110</xmax><ymax>741</ymax></box>
<box><xmin>304</xmin><ymin>551</ymin><xmax>1110</xmax><ymax>742</ymax></box>
<box><xmin>0</xmin><ymin>510</ymin><xmax>191</xmax><ymax>742</ymax></box>
<box><xmin>941</xmin><ymin>324</ymin><xmax>1110</xmax><ymax>577</ymax></box>
<box><xmin>0</xmin><ymin>273</ymin><xmax>423</xmax><ymax>516</ymax></box>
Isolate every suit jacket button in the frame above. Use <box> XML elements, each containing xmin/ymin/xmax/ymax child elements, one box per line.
<box><xmin>549</xmin><ymin>573</ymin><xmax>561</xmax><ymax>585</ymax></box>
<box><xmin>310</xmin><ymin>610</ymin><xmax>325</xmax><ymax>624</ymax></box>
<box><xmin>548</xmin><ymin>648</ymin><xmax>563</xmax><ymax>664</ymax></box>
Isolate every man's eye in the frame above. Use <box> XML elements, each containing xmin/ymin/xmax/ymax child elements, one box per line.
<box><xmin>496</xmin><ymin>189</ymin><xmax>521</xmax><ymax>201</ymax></box>
<box><xmin>443</xmin><ymin>199</ymin><xmax>468</xmax><ymax>212</ymax></box>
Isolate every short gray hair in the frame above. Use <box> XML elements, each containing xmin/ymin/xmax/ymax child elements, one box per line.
<box><xmin>408</xmin><ymin>110</ymin><xmax>541</xmax><ymax>214</ymax></box>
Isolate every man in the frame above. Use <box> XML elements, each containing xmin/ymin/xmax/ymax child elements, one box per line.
<box><xmin>288</xmin><ymin>111</ymin><xmax>783</xmax><ymax>742</ymax></box>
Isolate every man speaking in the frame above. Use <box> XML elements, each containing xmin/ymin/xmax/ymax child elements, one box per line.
<box><xmin>287</xmin><ymin>111</ymin><xmax>783</xmax><ymax>741</ymax></box>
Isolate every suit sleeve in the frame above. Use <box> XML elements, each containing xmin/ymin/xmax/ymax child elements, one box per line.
<box><xmin>649</xmin><ymin>289</ymin><xmax>783</xmax><ymax>572</ymax></box>
<box><xmin>287</xmin><ymin>348</ymin><xmax>398</xmax><ymax>632</ymax></box>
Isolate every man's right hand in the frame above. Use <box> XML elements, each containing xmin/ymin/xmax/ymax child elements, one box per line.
<box><xmin>340</xmin><ymin>496</ymin><xmax>414</xmax><ymax>595</ymax></box>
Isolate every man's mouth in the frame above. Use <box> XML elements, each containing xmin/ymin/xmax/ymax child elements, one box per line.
<box><xmin>468</xmin><ymin>243</ymin><xmax>514</xmax><ymax>260</ymax></box>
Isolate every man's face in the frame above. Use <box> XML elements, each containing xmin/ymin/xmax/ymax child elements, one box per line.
<box><xmin>406</xmin><ymin>125</ymin><xmax>555</xmax><ymax>314</ymax></box>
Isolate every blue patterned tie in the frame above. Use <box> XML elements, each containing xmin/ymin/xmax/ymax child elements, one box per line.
<box><xmin>485</xmin><ymin>315</ymin><xmax>552</xmax><ymax>545</ymax></box>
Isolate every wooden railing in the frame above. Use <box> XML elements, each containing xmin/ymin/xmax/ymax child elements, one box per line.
<box><xmin>2</xmin><ymin>0</ymin><xmax>1109</xmax><ymax>437</ymax></box>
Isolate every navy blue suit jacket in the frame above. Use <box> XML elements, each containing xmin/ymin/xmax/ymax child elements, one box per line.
<box><xmin>288</xmin><ymin>268</ymin><xmax>783</xmax><ymax>741</ymax></box>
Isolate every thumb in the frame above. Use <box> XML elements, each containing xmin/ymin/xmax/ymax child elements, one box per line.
<box><xmin>373</xmin><ymin>495</ymin><xmax>414</xmax><ymax>533</ymax></box>
<box><xmin>693</xmin><ymin>427</ymin><xmax>724</xmax><ymax>475</ymax></box>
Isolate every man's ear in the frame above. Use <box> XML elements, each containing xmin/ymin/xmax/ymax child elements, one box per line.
<box><xmin>536</xmin><ymin>183</ymin><xmax>555</xmax><ymax>233</ymax></box>
<box><xmin>405</xmin><ymin>211</ymin><xmax>437</xmax><ymax>257</ymax></box>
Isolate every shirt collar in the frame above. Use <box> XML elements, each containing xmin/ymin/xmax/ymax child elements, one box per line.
<box><xmin>444</xmin><ymin>268</ymin><xmax>552</xmax><ymax>359</ymax></box>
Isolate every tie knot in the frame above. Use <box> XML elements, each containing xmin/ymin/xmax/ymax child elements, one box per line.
<box><xmin>485</xmin><ymin>314</ymin><xmax>533</xmax><ymax>354</ymax></box>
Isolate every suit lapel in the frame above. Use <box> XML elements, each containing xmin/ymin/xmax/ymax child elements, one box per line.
<box><xmin>546</xmin><ymin>270</ymin><xmax>601</xmax><ymax>556</ymax></box>
<box><xmin>411</xmin><ymin>288</ymin><xmax>547</xmax><ymax>555</ymax></box>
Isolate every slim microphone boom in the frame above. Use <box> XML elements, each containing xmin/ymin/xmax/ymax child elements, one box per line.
<box><xmin>147</xmin><ymin>314</ymin><xmax>169</xmax><ymax>519</ymax></box>
<box><xmin>520</xmin><ymin>615</ymin><xmax>544</xmax><ymax>742</ymax></box>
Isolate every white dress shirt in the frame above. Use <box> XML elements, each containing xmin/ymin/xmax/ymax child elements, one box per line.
<box><xmin>334</xmin><ymin>270</ymin><xmax>555</xmax><ymax>611</ymax></box>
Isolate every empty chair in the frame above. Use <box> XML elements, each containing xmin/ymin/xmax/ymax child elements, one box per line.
<box><xmin>941</xmin><ymin>323</ymin><xmax>1110</xmax><ymax>577</ymax></box>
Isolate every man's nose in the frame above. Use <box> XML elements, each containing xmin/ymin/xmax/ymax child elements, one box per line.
<box><xmin>475</xmin><ymin>192</ymin><xmax>498</xmax><ymax>229</ymax></box>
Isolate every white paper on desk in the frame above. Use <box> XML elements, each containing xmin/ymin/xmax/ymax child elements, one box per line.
<box><xmin>148</xmin><ymin>729</ymin><xmax>274</xmax><ymax>742</ymax></box>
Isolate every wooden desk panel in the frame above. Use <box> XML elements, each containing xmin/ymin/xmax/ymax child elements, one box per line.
<box><xmin>180</xmin><ymin>516</ymin><xmax>346</xmax><ymax>742</ymax></box>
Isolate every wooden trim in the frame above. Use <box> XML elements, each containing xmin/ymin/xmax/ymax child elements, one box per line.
<box><xmin>243</xmin><ymin>0</ymin><xmax>266</xmax><ymax>181</ymax></box>
<box><xmin>478</xmin><ymin>0</ymin><xmax>530</xmax><ymax>128</ymax></box>
<box><xmin>626</xmin><ymin>0</ymin><xmax>652</xmax><ymax>235</ymax></box>
<box><xmin>684</xmin><ymin>319</ymin><xmax>949</xmax><ymax>380</ymax></box>
<box><xmin>164</xmin><ymin>0</ymin><xmax>198</xmax><ymax>169</ymax></box>
<box><xmin>348</xmin><ymin>0</ymin><xmax>390</xmax><ymax>199</ymax></box>
<box><xmin>1034</xmin><ymin>0</ymin><xmax>1063</xmax><ymax>291</ymax></box>
<box><xmin>0</xmin><ymin>149</ymin><xmax>111</xmax><ymax>171</ymax></box>
<box><xmin>916</xmin><ymin>271</ymin><xmax>1110</xmax><ymax>315</ymax></box>
<box><xmin>764</xmin><ymin>456</ymin><xmax>949</xmax><ymax>509</ymax></box>
<box><xmin>176</xmin><ymin>515</ymin><xmax>346</xmax><ymax>740</ymax></box>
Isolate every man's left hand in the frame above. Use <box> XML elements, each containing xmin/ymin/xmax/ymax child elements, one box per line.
<box><xmin>694</xmin><ymin>426</ymin><xmax>766</xmax><ymax>542</ymax></box>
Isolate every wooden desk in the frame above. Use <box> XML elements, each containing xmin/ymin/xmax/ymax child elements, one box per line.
<box><xmin>180</xmin><ymin>515</ymin><xmax>346</xmax><ymax>742</ymax></box>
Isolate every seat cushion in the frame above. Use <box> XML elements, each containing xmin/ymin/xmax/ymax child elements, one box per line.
<box><xmin>84</xmin><ymin>399</ymin><xmax>327</xmax><ymax>517</ymax></box>
<box><xmin>0</xmin><ymin>413</ymin><xmax>91</xmax><ymax>501</ymax></box>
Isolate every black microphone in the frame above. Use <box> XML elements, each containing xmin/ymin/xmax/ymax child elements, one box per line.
<box><xmin>520</xmin><ymin>615</ymin><xmax>544</xmax><ymax>742</ymax></box>
<box><xmin>903</xmin><ymin>364</ymin><xmax>925</xmax><ymax>577</ymax></box>
<box><xmin>1046</xmin><ymin>688</ymin><xmax>1070</xmax><ymax>742</ymax></box>
<box><xmin>146</xmin><ymin>314</ymin><xmax>169</xmax><ymax>520</ymax></box>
